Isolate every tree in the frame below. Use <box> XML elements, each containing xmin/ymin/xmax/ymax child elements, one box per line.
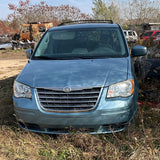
<box><xmin>92</xmin><ymin>0</ymin><xmax>108</xmax><ymax>20</ymax></box>
<box><xmin>124</xmin><ymin>0</ymin><xmax>160</xmax><ymax>25</ymax></box>
<box><xmin>52</xmin><ymin>5</ymin><xmax>91</xmax><ymax>22</ymax></box>
<box><xmin>8</xmin><ymin>0</ymin><xmax>30</xmax><ymax>30</ymax></box>
<box><xmin>0</xmin><ymin>20</ymin><xmax>16</xmax><ymax>35</ymax></box>
<box><xmin>107</xmin><ymin>2</ymin><xmax>120</xmax><ymax>23</ymax></box>
<box><xmin>92</xmin><ymin>0</ymin><xmax>120</xmax><ymax>23</ymax></box>
<box><xmin>8</xmin><ymin>0</ymin><xmax>90</xmax><ymax>27</ymax></box>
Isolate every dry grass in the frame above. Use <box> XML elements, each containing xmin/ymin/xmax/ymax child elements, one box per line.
<box><xmin>0</xmin><ymin>50</ymin><xmax>159</xmax><ymax>160</ymax></box>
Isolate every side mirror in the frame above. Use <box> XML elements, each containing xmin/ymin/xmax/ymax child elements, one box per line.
<box><xmin>131</xmin><ymin>45</ymin><xmax>147</xmax><ymax>57</ymax></box>
<box><xmin>25</xmin><ymin>49</ymin><xmax>33</xmax><ymax>59</ymax></box>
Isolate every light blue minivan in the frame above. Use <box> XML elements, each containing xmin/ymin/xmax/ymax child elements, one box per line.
<box><xmin>13</xmin><ymin>20</ymin><xmax>147</xmax><ymax>134</ymax></box>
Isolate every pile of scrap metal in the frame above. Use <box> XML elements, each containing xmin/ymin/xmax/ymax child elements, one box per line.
<box><xmin>11</xmin><ymin>22</ymin><xmax>53</xmax><ymax>50</ymax></box>
<box><xmin>11</xmin><ymin>39</ymin><xmax>35</xmax><ymax>50</ymax></box>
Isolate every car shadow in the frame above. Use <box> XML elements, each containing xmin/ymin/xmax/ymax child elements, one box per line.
<box><xmin>138</xmin><ymin>77</ymin><xmax>160</xmax><ymax>104</ymax></box>
<box><xmin>0</xmin><ymin>75</ymin><xmax>17</xmax><ymax>126</ymax></box>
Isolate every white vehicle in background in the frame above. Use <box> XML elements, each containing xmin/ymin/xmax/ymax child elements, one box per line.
<box><xmin>123</xmin><ymin>30</ymin><xmax>138</xmax><ymax>43</ymax></box>
<box><xmin>0</xmin><ymin>43</ymin><xmax>12</xmax><ymax>49</ymax></box>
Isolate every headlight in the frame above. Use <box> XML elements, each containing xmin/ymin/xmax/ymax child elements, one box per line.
<box><xmin>107</xmin><ymin>79</ymin><xmax>134</xmax><ymax>98</ymax></box>
<box><xmin>13</xmin><ymin>81</ymin><xmax>32</xmax><ymax>98</ymax></box>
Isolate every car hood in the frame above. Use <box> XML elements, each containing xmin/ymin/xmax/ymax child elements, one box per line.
<box><xmin>17</xmin><ymin>58</ymin><xmax>129</xmax><ymax>88</ymax></box>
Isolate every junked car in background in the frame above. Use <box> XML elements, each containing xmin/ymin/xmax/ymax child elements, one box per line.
<box><xmin>140</xmin><ymin>30</ymin><xmax>160</xmax><ymax>41</ymax></box>
<box><xmin>123</xmin><ymin>30</ymin><xmax>138</xmax><ymax>43</ymax></box>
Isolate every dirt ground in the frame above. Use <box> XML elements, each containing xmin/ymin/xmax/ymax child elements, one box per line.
<box><xmin>0</xmin><ymin>50</ymin><xmax>27</xmax><ymax>80</ymax></box>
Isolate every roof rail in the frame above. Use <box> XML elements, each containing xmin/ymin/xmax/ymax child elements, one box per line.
<box><xmin>58</xmin><ymin>20</ymin><xmax>113</xmax><ymax>26</ymax></box>
<box><xmin>26</xmin><ymin>22</ymin><xmax>52</xmax><ymax>24</ymax></box>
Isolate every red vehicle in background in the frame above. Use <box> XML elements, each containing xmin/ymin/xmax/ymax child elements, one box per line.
<box><xmin>141</xmin><ymin>30</ymin><xmax>160</xmax><ymax>40</ymax></box>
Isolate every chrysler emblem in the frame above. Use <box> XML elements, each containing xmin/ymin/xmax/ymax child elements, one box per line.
<box><xmin>63</xmin><ymin>87</ymin><xmax>71</xmax><ymax>93</ymax></box>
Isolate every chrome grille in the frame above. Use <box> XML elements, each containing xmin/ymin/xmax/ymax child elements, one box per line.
<box><xmin>36</xmin><ymin>87</ymin><xmax>102</xmax><ymax>112</ymax></box>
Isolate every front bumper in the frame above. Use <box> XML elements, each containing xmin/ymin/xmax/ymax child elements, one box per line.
<box><xmin>13</xmin><ymin>88</ymin><xmax>138</xmax><ymax>134</ymax></box>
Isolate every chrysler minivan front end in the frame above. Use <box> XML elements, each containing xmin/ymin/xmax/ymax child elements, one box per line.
<box><xmin>13</xmin><ymin>21</ymin><xmax>146</xmax><ymax>134</ymax></box>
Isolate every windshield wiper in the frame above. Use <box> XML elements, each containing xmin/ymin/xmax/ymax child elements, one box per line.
<box><xmin>33</xmin><ymin>55</ymin><xmax>120</xmax><ymax>60</ymax></box>
<box><xmin>75</xmin><ymin>56</ymin><xmax>95</xmax><ymax>59</ymax></box>
<box><xmin>33</xmin><ymin>56</ymin><xmax>59</xmax><ymax>60</ymax></box>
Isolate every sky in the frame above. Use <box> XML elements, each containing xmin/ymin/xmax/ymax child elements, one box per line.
<box><xmin>0</xmin><ymin>0</ymin><xmax>94</xmax><ymax>20</ymax></box>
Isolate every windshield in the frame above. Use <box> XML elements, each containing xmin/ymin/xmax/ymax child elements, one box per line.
<box><xmin>33</xmin><ymin>27</ymin><xmax>127</xmax><ymax>59</ymax></box>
